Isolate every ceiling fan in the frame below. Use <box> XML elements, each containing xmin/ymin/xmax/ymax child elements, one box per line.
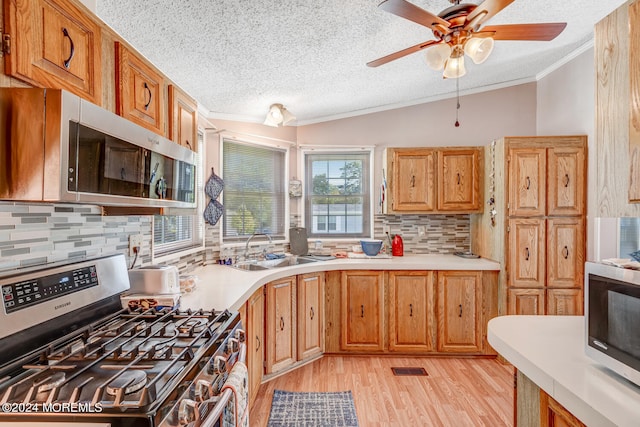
<box><xmin>367</xmin><ymin>0</ymin><xmax>567</xmax><ymax>78</ymax></box>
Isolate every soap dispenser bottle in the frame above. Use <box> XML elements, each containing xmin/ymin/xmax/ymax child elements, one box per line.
<box><xmin>392</xmin><ymin>234</ymin><xmax>404</xmax><ymax>256</ymax></box>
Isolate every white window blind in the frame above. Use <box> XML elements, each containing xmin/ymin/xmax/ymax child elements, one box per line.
<box><xmin>304</xmin><ymin>151</ymin><xmax>370</xmax><ymax>238</ymax></box>
<box><xmin>222</xmin><ymin>139</ymin><xmax>286</xmax><ymax>242</ymax></box>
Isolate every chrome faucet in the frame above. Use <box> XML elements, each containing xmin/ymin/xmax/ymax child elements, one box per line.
<box><xmin>244</xmin><ymin>233</ymin><xmax>273</xmax><ymax>259</ymax></box>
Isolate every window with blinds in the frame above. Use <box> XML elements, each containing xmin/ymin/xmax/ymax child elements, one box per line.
<box><xmin>222</xmin><ymin>139</ymin><xmax>287</xmax><ymax>242</ymax></box>
<box><xmin>153</xmin><ymin>132</ymin><xmax>204</xmax><ymax>256</ymax></box>
<box><xmin>304</xmin><ymin>151</ymin><xmax>371</xmax><ymax>238</ymax></box>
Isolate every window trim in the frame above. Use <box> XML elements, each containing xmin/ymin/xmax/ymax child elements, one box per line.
<box><xmin>219</xmin><ymin>136</ymin><xmax>290</xmax><ymax>245</ymax></box>
<box><xmin>301</xmin><ymin>147</ymin><xmax>374</xmax><ymax>240</ymax></box>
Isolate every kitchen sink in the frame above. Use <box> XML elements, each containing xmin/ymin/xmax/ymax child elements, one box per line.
<box><xmin>230</xmin><ymin>255</ymin><xmax>318</xmax><ymax>271</ymax></box>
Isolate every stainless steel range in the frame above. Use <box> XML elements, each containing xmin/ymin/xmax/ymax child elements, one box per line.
<box><xmin>0</xmin><ymin>254</ymin><xmax>246</xmax><ymax>427</ymax></box>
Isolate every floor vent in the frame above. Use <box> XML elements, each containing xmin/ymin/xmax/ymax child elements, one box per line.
<box><xmin>391</xmin><ymin>367</ymin><xmax>428</xmax><ymax>376</ymax></box>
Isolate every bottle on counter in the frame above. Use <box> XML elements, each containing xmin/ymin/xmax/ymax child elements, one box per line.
<box><xmin>392</xmin><ymin>234</ymin><xmax>404</xmax><ymax>256</ymax></box>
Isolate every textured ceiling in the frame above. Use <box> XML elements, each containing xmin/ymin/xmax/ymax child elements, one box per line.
<box><xmin>95</xmin><ymin>0</ymin><xmax>626</xmax><ymax>125</ymax></box>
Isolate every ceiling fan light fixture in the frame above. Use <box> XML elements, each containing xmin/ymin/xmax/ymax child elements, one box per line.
<box><xmin>443</xmin><ymin>45</ymin><xmax>466</xmax><ymax>78</ymax></box>
<box><xmin>464</xmin><ymin>36</ymin><xmax>494</xmax><ymax>64</ymax></box>
<box><xmin>425</xmin><ymin>42</ymin><xmax>452</xmax><ymax>70</ymax></box>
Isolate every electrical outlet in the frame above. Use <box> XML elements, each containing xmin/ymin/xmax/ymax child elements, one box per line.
<box><xmin>382</xmin><ymin>225</ymin><xmax>390</xmax><ymax>234</ymax></box>
<box><xmin>129</xmin><ymin>234</ymin><xmax>143</xmax><ymax>257</ymax></box>
<box><xmin>418</xmin><ymin>226</ymin><xmax>426</xmax><ymax>236</ymax></box>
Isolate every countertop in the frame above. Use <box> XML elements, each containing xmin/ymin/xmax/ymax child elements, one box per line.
<box><xmin>488</xmin><ymin>315</ymin><xmax>640</xmax><ymax>427</ymax></box>
<box><xmin>180</xmin><ymin>254</ymin><xmax>500</xmax><ymax>312</ymax></box>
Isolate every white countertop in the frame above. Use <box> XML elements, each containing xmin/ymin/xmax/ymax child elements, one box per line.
<box><xmin>488</xmin><ymin>316</ymin><xmax>640</xmax><ymax>427</ymax></box>
<box><xmin>180</xmin><ymin>254</ymin><xmax>499</xmax><ymax>312</ymax></box>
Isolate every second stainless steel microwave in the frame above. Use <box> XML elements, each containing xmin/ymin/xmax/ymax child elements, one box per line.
<box><xmin>0</xmin><ymin>88</ymin><xmax>197</xmax><ymax>208</ymax></box>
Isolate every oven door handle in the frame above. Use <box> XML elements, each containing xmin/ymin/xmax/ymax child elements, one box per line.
<box><xmin>198</xmin><ymin>342</ymin><xmax>247</xmax><ymax>427</ymax></box>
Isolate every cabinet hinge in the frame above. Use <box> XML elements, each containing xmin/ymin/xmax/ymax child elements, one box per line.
<box><xmin>1</xmin><ymin>34</ymin><xmax>10</xmax><ymax>55</ymax></box>
<box><xmin>507</xmin><ymin>225</ymin><xmax>510</xmax><ymax>232</ymax></box>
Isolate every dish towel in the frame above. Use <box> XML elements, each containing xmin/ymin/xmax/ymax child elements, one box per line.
<box><xmin>221</xmin><ymin>361</ymin><xmax>249</xmax><ymax>427</ymax></box>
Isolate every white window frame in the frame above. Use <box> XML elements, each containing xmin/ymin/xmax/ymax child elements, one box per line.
<box><xmin>301</xmin><ymin>147</ymin><xmax>374</xmax><ymax>240</ymax></box>
<box><xmin>219</xmin><ymin>136</ymin><xmax>290</xmax><ymax>246</ymax></box>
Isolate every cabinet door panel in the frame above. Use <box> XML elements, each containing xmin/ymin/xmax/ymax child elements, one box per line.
<box><xmin>547</xmin><ymin>289</ymin><xmax>583</xmax><ymax>316</ymax></box>
<box><xmin>540</xmin><ymin>390</ymin><xmax>586</xmax><ymax>427</ymax></box>
<box><xmin>548</xmin><ymin>147</ymin><xmax>586</xmax><ymax>216</ymax></box>
<box><xmin>391</xmin><ymin>149</ymin><xmax>435</xmax><ymax>211</ymax></box>
<box><xmin>5</xmin><ymin>0</ymin><xmax>101</xmax><ymax>103</ymax></box>
<box><xmin>437</xmin><ymin>271</ymin><xmax>482</xmax><ymax>353</ymax></box>
<box><xmin>265</xmin><ymin>277</ymin><xmax>296</xmax><ymax>374</ymax></box>
<box><xmin>389</xmin><ymin>271</ymin><xmax>434</xmax><ymax>352</ymax></box>
<box><xmin>509</xmin><ymin>219</ymin><xmax>546</xmax><ymax>288</ymax></box>
<box><xmin>115</xmin><ymin>42</ymin><xmax>165</xmax><ymax>135</ymax></box>
<box><xmin>247</xmin><ymin>288</ymin><xmax>264</xmax><ymax>405</ymax></box>
<box><xmin>508</xmin><ymin>288</ymin><xmax>545</xmax><ymax>315</ymax></box>
<box><xmin>297</xmin><ymin>273</ymin><xmax>324</xmax><ymax>360</ymax></box>
<box><xmin>340</xmin><ymin>271</ymin><xmax>384</xmax><ymax>351</ymax></box>
<box><xmin>437</xmin><ymin>149</ymin><xmax>481</xmax><ymax>211</ymax></box>
<box><xmin>547</xmin><ymin>218</ymin><xmax>584</xmax><ymax>288</ymax></box>
<box><xmin>509</xmin><ymin>148</ymin><xmax>546</xmax><ymax>216</ymax></box>
<box><xmin>168</xmin><ymin>85</ymin><xmax>197</xmax><ymax>152</ymax></box>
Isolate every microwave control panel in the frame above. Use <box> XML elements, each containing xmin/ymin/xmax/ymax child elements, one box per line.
<box><xmin>2</xmin><ymin>265</ymin><xmax>99</xmax><ymax>314</ymax></box>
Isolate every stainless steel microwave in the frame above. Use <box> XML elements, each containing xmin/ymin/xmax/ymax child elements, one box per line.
<box><xmin>585</xmin><ymin>261</ymin><xmax>640</xmax><ymax>387</ymax></box>
<box><xmin>0</xmin><ymin>88</ymin><xmax>196</xmax><ymax>208</ymax></box>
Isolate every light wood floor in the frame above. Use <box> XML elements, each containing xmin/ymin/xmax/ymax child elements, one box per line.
<box><xmin>250</xmin><ymin>355</ymin><xmax>515</xmax><ymax>426</ymax></box>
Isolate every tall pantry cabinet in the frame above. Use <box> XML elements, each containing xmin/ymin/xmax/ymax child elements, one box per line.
<box><xmin>471</xmin><ymin>136</ymin><xmax>587</xmax><ymax>316</ymax></box>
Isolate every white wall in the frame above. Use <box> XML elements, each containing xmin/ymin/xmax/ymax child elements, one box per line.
<box><xmin>536</xmin><ymin>47</ymin><xmax>598</xmax><ymax>260</ymax></box>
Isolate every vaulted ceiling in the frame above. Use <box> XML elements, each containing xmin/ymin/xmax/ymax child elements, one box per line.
<box><xmin>95</xmin><ymin>0</ymin><xmax>627</xmax><ymax>125</ymax></box>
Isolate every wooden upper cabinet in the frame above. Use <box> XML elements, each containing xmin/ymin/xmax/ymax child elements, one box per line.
<box><xmin>547</xmin><ymin>217</ymin><xmax>584</xmax><ymax>288</ymax></box>
<box><xmin>437</xmin><ymin>148</ymin><xmax>482</xmax><ymax>212</ymax></box>
<box><xmin>168</xmin><ymin>85</ymin><xmax>198</xmax><ymax>152</ymax></box>
<box><xmin>340</xmin><ymin>271</ymin><xmax>384</xmax><ymax>352</ymax></box>
<box><xmin>508</xmin><ymin>148</ymin><xmax>546</xmax><ymax>217</ymax></box>
<box><xmin>297</xmin><ymin>272</ymin><xmax>324</xmax><ymax>361</ymax></box>
<box><xmin>436</xmin><ymin>271</ymin><xmax>482</xmax><ymax>353</ymax></box>
<box><xmin>3</xmin><ymin>0</ymin><xmax>101</xmax><ymax>104</ymax></box>
<box><xmin>388</xmin><ymin>271</ymin><xmax>434</xmax><ymax>353</ymax></box>
<box><xmin>509</xmin><ymin>218</ymin><xmax>546</xmax><ymax>288</ymax></box>
<box><xmin>389</xmin><ymin>148</ymin><xmax>436</xmax><ymax>212</ymax></box>
<box><xmin>115</xmin><ymin>42</ymin><xmax>165</xmax><ymax>135</ymax></box>
<box><xmin>547</xmin><ymin>147</ymin><xmax>586</xmax><ymax>216</ymax></box>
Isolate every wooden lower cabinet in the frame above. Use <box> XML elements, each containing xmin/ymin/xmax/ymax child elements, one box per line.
<box><xmin>508</xmin><ymin>288</ymin><xmax>582</xmax><ymax>315</ymax></box>
<box><xmin>540</xmin><ymin>390</ymin><xmax>586</xmax><ymax>427</ymax></box>
<box><xmin>508</xmin><ymin>288</ymin><xmax>545</xmax><ymax>315</ymax></box>
<box><xmin>437</xmin><ymin>271</ymin><xmax>482</xmax><ymax>353</ymax></box>
<box><xmin>246</xmin><ymin>287</ymin><xmax>264</xmax><ymax>406</ymax></box>
<box><xmin>388</xmin><ymin>271</ymin><xmax>435</xmax><ymax>352</ymax></box>
<box><xmin>297</xmin><ymin>272</ymin><xmax>324</xmax><ymax>360</ymax></box>
<box><xmin>547</xmin><ymin>288</ymin><xmax>583</xmax><ymax>315</ymax></box>
<box><xmin>265</xmin><ymin>277</ymin><xmax>296</xmax><ymax>374</ymax></box>
<box><xmin>340</xmin><ymin>271</ymin><xmax>384</xmax><ymax>352</ymax></box>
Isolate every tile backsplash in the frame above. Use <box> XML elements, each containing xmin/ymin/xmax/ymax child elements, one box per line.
<box><xmin>0</xmin><ymin>201</ymin><xmax>471</xmax><ymax>275</ymax></box>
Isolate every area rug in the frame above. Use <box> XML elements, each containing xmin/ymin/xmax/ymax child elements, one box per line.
<box><xmin>267</xmin><ymin>390</ymin><xmax>359</xmax><ymax>427</ymax></box>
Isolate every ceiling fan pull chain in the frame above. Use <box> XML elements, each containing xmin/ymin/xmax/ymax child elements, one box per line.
<box><xmin>454</xmin><ymin>76</ymin><xmax>460</xmax><ymax>127</ymax></box>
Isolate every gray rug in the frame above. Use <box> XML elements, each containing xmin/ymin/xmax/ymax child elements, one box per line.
<box><xmin>267</xmin><ymin>390</ymin><xmax>359</xmax><ymax>427</ymax></box>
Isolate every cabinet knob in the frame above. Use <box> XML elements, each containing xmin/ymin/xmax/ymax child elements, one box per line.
<box><xmin>563</xmin><ymin>173</ymin><xmax>570</xmax><ymax>188</ymax></box>
<box><xmin>409</xmin><ymin>303</ymin><xmax>413</xmax><ymax>317</ymax></box>
<box><xmin>310</xmin><ymin>306</ymin><xmax>314</xmax><ymax>320</ymax></box>
<box><xmin>459</xmin><ymin>304</ymin><xmax>463</xmax><ymax>317</ymax></box>
<box><xmin>410</xmin><ymin>175</ymin><xmax>415</xmax><ymax>187</ymax></box>
<box><xmin>61</xmin><ymin>27</ymin><xmax>75</xmax><ymax>69</ymax></box>
<box><xmin>525</xmin><ymin>247</ymin><xmax>530</xmax><ymax>261</ymax></box>
<box><xmin>525</xmin><ymin>176</ymin><xmax>531</xmax><ymax>190</ymax></box>
<box><xmin>562</xmin><ymin>245</ymin><xmax>569</xmax><ymax>259</ymax></box>
<box><xmin>361</xmin><ymin>304</ymin><xmax>365</xmax><ymax>318</ymax></box>
<box><xmin>279</xmin><ymin>316</ymin><xmax>285</xmax><ymax>331</ymax></box>
<box><xmin>457</xmin><ymin>173</ymin><xmax>461</xmax><ymax>185</ymax></box>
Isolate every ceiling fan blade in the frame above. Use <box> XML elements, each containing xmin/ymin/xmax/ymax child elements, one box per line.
<box><xmin>482</xmin><ymin>23</ymin><xmax>567</xmax><ymax>41</ymax></box>
<box><xmin>367</xmin><ymin>40</ymin><xmax>439</xmax><ymax>67</ymax></box>
<box><xmin>465</xmin><ymin>0</ymin><xmax>515</xmax><ymax>29</ymax></box>
<box><xmin>379</xmin><ymin>0</ymin><xmax>450</xmax><ymax>32</ymax></box>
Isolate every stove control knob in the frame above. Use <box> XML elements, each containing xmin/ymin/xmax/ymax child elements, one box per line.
<box><xmin>178</xmin><ymin>398</ymin><xmax>198</xmax><ymax>425</ymax></box>
<box><xmin>195</xmin><ymin>379</ymin><xmax>213</xmax><ymax>402</ymax></box>
<box><xmin>235</xmin><ymin>328</ymin><xmax>246</xmax><ymax>342</ymax></box>
<box><xmin>227</xmin><ymin>337</ymin><xmax>239</xmax><ymax>354</ymax></box>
